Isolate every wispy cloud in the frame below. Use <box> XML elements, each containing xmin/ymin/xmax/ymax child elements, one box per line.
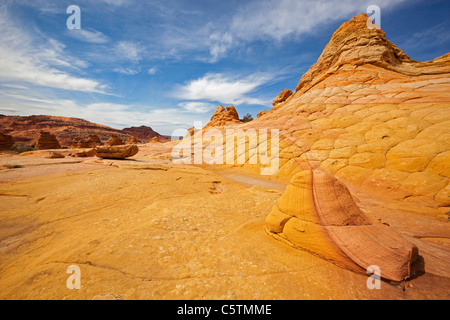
<box><xmin>196</xmin><ymin>0</ymin><xmax>408</xmax><ymax>62</ymax></box>
<box><xmin>178</xmin><ymin>101</ymin><xmax>215</xmax><ymax>113</ymax></box>
<box><xmin>148</xmin><ymin>67</ymin><xmax>158</xmax><ymax>75</ymax></box>
<box><xmin>0</xmin><ymin>6</ymin><xmax>107</xmax><ymax>94</ymax></box>
<box><xmin>116</xmin><ymin>41</ymin><xmax>145</xmax><ymax>63</ymax></box>
<box><xmin>399</xmin><ymin>22</ymin><xmax>450</xmax><ymax>52</ymax></box>
<box><xmin>113</xmin><ymin>67</ymin><xmax>140</xmax><ymax>75</ymax></box>
<box><xmin>174</xmin><ymin>73</ymin><xmax>274</xmax><ymax>105</ymax></box>
<box><xmin>67</xmin><ymin>28</ymin><xmax>110</xmax><ymax>44</ymax></box>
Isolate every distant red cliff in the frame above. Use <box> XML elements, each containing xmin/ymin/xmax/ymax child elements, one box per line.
<box><xmin>0</xmin><ymin>114</ymin><xmax>167</xmax><ymax>147</ymax></box>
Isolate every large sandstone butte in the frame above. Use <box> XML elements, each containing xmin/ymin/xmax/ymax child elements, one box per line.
<box><xmin>183</xmin><ymin>13</ymin><xmax>450</xmax><ymax>279</ymax></box>
<box><xmin>200</xmin><ymin>13</ymin><xmax>449</xmax><ymax>211</ymax></box>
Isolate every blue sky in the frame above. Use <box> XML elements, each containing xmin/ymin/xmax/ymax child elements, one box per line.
<box><xmin>0</xmin><ymin>0</ymin><xmax>449</xmax><ymax>135</ymax></box>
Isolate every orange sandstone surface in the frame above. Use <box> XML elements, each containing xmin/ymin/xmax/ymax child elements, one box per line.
<box><xmin>0</xmin><ymin>14</ymin><xmax>449</xmax><ymax>300</ymax></box>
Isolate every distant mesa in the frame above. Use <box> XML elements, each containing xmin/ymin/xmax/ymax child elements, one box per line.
<box><xmin>273</xmin><ymin>89</ymin><xmax>293</xmax><ymax>107</ymax></box>
<box><xmin>0</xmin><ymin>115</ymin><xmax>167</xmax><ymax>148</ymax></box>
<box><xmin>122</xmin><ymin>125</ymin><xmax>168</xmax><ymax>142</ymax></box>
<box><xmin>0</xmin><ymin>132</ymin><xmax>14</xmax><ymax>151</ymax></box>
<box><xmin>36</xmin><ymin>131</ymin><xmax>61</xmax><ymax>150</ymax></box>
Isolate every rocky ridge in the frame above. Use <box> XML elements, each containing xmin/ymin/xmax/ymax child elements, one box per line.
<box><xmin>0</xmin><ymin>115</ymin><xmax>165</xmax><ymax>147</ymax></box>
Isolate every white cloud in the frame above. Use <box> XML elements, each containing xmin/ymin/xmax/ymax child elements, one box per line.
<box><xmin>202</xmin><ymin>0</ymin><xmax>407</xmax><ymax>62</ymax></box>
<box><xmin>174</xmin><ymin>73</ymin><xmax>273</xmax><ymax>105</ymax></box>
<box><xmin>97</xmin><ymin>0</ymin><xmax>132</xmax><ymax>6</ymax></box>
<box><xmin>113</xmin><ymin>67</ymin><xmax>139</xmax><ymax>75</ymax></box>
<box><xmin>148</xmin><ymin>67</ymin><xmax>158</xmax><ymax>75</ymax></box>
<box><xmin>1</xmin><ymin>84</ymin><xmax>29</xmax><ymax>90</ymax></box>
<box><xmin>178</xmin><ymin>101</ymin><xmax>215</xmax><ymax>113</ymax></box>
<box><xmin>0</xmin><ymin>7</ymin><xmax>106</xmax><ymax>93</ymax></box>
<box><xmin>67</xmin><ymin>28</ymin><xmax>110</xmax><ymax>44</ymax></box>
<box><xmin>116</xmin><ymin>41</ymin><xmax>145</xmax><ymax>63</ymax></box>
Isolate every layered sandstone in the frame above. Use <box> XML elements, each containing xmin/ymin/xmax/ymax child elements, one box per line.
<box><xmin>225</xmin><ymin>13</ymin><xmax>450</xmax><ymax>211</ymax></box>
<box><xmin>95</xmin><ymin>144</ymin><xmax>139</xmax><ymax>159</ymax></box>
<box><xmin>0</xmin><ymin>115</ymin><xmax>165</xmax><ymax>147</ymax></box>
<box><xmin>265</xmin><ymin>170</ymin><xmax>418</xmax><ymax>281</ymax></box>
<box><xmin>273</xmin><ymin>89</ymin><xmax>293</xmax><ymax>107</ymax></box>
<box><xmin>35</xmin><ymin>131</ymin><xmax>61</xmax><ymax>150</ymax></box>
<box><xmin>122</xmin><ymin>125</ymin><xmax>167</xmax><ymax>142</ymax></box>
<box><xmin>0</xmin><ymin>133</ymin><xmax>14</xmax><ymax>151</ymax></box>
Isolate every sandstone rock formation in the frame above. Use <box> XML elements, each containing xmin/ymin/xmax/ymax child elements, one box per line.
<box><xmin>126</xmin><ymin>136</ymin><xmax>140</xmax><ymax>144</ymax></box>
<box><xmin>95</xmin><ymin>145</ymin><xmax>139</xmax><ymax>159</ymax></box>
<box><xmin>69</xmin><ymin>149</ymin><xmax>97</xmax><ymax>158</ymax></box>
<box><xmin>149</xmin><ymin>136</ymin><xmax>159</xmax><ymax>143</ymax></box>
<box><xmin>44</xmin><ymin>152</ymin><xmax>65</xmax><ymax>159</ymax></box>
<box><xmin>72</xmin><ymin>134</ymin><xmax>102</xmax><ymax>149</ymax></box>
<box><xmin>0</xmin><ymin>133</ymin><xmax>14</xmax><ymax>151</ymax></box>
<box><xmin>205</xmin><ymin>105</ymin><xmax>242</xmax><ymax>128</ymax></box>
<box><xmin>185</xmin><ymin>127</ymin><xmax>199</xmax><ymax>138</ymax></box>
<box><xmin>273</xmin><ymin>89</ymin><xmax>293</xmax><ymax>107</ymax></box>
<box><xmin>122</xmin><ymin>125</ymin><xmax>167</xmax><ymax>142</ymax></box>
<box><xmin>265</xmin><ymin>170</ymin><xmax>418</xmax><ymax>281</ymax></box>
<box><xmin>35</xmin><ymin>131</ymin><xmax>61</xmax><ymax>150</ymax></box>
<box><xmin>105</xmin><ymin>134</ymin><xmax>124</xmax><ymax>147</ymax></box>
<box><xmin>257</xmin><ymin>110</ymin><xmax>267</xmax><ymax>118</ymax></box>
<box><xmin>225</xmin><ymin>13</ymin><xmax>450</xmax><ymax>210</ymax></box>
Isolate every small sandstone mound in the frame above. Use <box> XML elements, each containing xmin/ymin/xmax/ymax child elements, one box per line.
<box><xmin>72</xmin><ymin>135</ymin><xmax>102</xmax><ymax>149</ymax></box>
<box><xmin>205</xmin><ymin>105</ymin><xmax>242</xmax><ymax>128</ymax></box>
<box><xmin>273</xmin><ymin>89</ymin><xmax>293</xmax><ymax>107</ymax></box>
<box><xmin>265</xmin><ymin>169</ymin><xmax>418</xmax><ymax>282</ymax></box>
<box><xmin>35</xmin><ymin>131</ymin><xmax>61</xmax><ymax>150</ymax></box>
<box><xmin>95</xmin><ymin>144</ymin><xmax>139</xmax><ymax>159</ymax></box>
<box><xmin>105</xmin><ymin>134</ymin><xmax>124</xmax><ymax>147</ymax></box>
<box><xmin>0</xmin><ymin>133</ymin><xmax>14</xmax><ymax>151</ymax></box>
<box><xmin>126</xmin><ymin>136</ymin><xmax>140</xmax><ymax>144</ymax></box>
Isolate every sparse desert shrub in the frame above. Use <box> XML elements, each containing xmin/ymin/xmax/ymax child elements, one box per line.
<box><xmin>11</xmin><ymin>144</ymin><xmax>35</xmax><ymax>154</ymax></box>
<box><xmin>241</xmin><ymin>113</ymin><xmax>254</xmax><ymax>123</ymax></box>
<box><xmin>6</xmin><ymin>164</ymin><xmax>22</xmax><ymax>169</ymax></box>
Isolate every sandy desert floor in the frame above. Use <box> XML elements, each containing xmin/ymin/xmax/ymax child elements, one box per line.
<box><xmin>0</xmin><ymin>144</ymin><xmax>449</xmax><ymax>300</ymax></box>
